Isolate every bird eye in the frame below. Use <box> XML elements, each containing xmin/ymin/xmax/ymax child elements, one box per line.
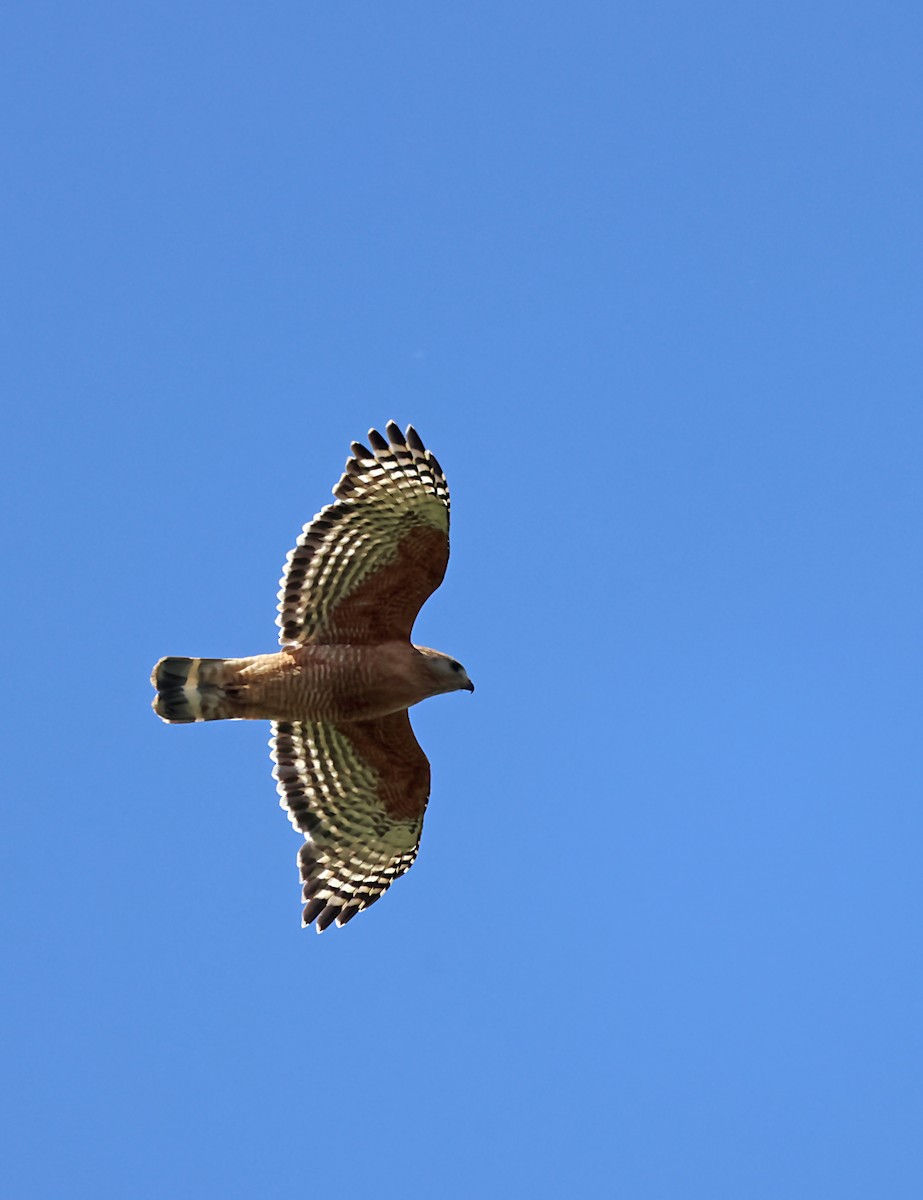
<box><xmin>450</xmin><ymin>661</ymin><xmax>462</xmax><ymax>671</ymax></box>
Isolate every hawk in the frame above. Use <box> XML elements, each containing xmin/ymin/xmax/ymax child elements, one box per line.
<box><xmin>151</xmin><ymin>422</ymin><xmax>472</xmax><ymax>933</ymax></box>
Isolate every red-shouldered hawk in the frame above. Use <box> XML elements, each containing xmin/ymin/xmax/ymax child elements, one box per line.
<box><xmin>151</xmin><ymin>423</ymin><xmax>472</xmax><ymax>933</ymax></box>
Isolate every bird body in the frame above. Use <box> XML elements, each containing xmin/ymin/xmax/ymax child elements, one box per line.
<box><xmin>153</xmin><ymin>641</ymin><xmax>466</xmax><ymax>725</ymax></box>
<box><xmin>151</xmin><ymin>422</ymin><xmax>471</xmax><ymax>933</ymax></box>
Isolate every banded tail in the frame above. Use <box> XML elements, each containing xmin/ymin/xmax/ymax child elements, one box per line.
<box><xmin>151</xmin><ymin>657</ymin><xmax>239</xmax><ymax>723</ymax></box>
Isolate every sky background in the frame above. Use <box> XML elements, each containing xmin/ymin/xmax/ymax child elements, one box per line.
<box><xmin>2</xmin><ymin>3</ymin><xmax>922</xmax><ymax>1197</ymax></box>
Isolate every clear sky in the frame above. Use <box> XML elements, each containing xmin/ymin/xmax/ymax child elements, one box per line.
<box><xmin>3</xmin><ymin>3</ymin><xmax>922</xmax><ymax>1197</ymax></box>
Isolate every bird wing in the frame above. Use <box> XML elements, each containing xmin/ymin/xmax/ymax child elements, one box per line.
<box><xmin>269</xmin><ymin>711</ymin><xmax>431</xmax><ymax>931</ymax></box>
<box><xmin>277</xmin><ymin>422</ymin><xmax>450</xmax><ymax>646</ymax></box>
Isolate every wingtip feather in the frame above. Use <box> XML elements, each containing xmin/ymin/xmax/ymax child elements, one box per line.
<box><xmin>385</xmin><ymin>420</ymin><xmax>406</xmax><ymax>446</ymax></box>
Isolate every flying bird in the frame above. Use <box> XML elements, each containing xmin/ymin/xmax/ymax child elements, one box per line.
<box><xmin>151</xmin><ymin>422</ymin><xmax>472</xmax><ymax>933</ymax></box>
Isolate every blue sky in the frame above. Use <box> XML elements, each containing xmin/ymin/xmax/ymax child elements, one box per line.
<box><xmin>3</xmin><ymin>3</ymin><xmax>922</xmax><ymax>1197</ymax></box>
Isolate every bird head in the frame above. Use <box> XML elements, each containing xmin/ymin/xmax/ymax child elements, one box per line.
<box><xmin>416</xmin><ymin>647</ymin><xmax>475</xmax><ymax>694</ymax></box>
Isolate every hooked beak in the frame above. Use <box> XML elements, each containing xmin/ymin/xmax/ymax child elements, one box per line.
<box><xmin>465</xmin><ymin>680</ymin><xmax>475</xmax><ymax>693</ymax></box>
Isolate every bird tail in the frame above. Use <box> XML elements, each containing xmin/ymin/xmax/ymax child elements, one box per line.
<box><xmin>151</xmin><ymin>656</ymin><xmax>240</xmax><ymax>723</ymax></box>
